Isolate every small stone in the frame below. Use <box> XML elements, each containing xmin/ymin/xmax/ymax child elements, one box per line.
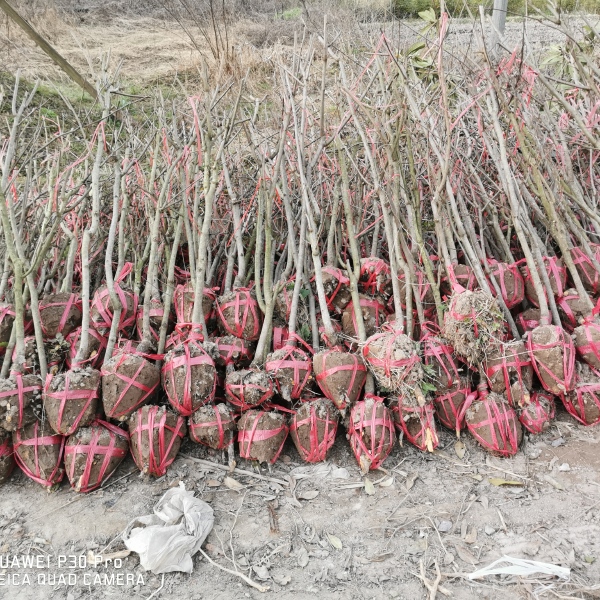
<box><xmin>558</xmin><ymin>463</ymin><xmax>571</xmax><ymax>472</ymax></box>
<box><xmin>485</xmin><ymin>526</ymin><xmax>496</xmax><ymax>536</ymax></box>
<box><xmin>437</xmin><ymin>520</ymin><xmax>453</xmax><ymax>533</ymax></box>
<box><xmin>551</xmin><ymin>437</ymin><xmax>565</xmax><ymax>447</ymax></box>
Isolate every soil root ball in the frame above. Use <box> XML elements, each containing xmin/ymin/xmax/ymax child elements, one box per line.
<box><xmin>573</xmin><ymin>319</ymin><xmax>600</xmax><ymax>372</ymax></box>
<box><xmin>0</xmin><ymin>373</ymin><xmax>42</xmax><ymax>432</ymax></box>
<box><xmin>518</xmin><ymin>391</ymin><xmax>555</xmax><ymax>434</ymax></box>
<box><xmin>313</xmin><ymin>348</ymin><xmax>366</xmax><ymax>410</ymax></box>
<box><xmin>515</xmin><ymin>308</ymin><xmax>542</xmax><ymax>336</ymax></box>
<box><xmin>312</xmin><ymin>267</ymin><xmax>352</xmax><ymax>314</ymax></box>
<box><xmin>461</xmin><ymin>386</ymin><xmax>522</xmax><ymax>457</ymax></box>
<box><xmin>359</xmin><ymin>258</ymin><xmax>392</xmax><ymax>297</ymax></box>
<box><xmin>216</xmin><ymin>288</ymin><xmax>262</xmax><ymax>341</ymax></box>
<box><xmin>189</xmin><ymin>403</ymin><xmax>236</xmax><ymax>450</ymax></box>
<box><xmin>11</xmin><ymin>336</ymin><xmax>39</xmax><ymax>374</ymax></box>
<box><xmin>90</xmin><ymin>283</ymin><xmax>138</xmax><ymax>337</ymax></box>
<box><xmin>390</xmin><ymin>395</ymin><xmax>439</xmax><ymax>452</ymax></box>
<box><xmin>562</xmin><ymin>362</ymin><xmax>600</xmax><ymax>426</ymax></box>
<box><xmin>522</xmin><ymin>256</ymin><xmax>567</xmax><ymax>307</ymax></box>
<box><xmin>13</xmin><ymin>420</ymin><xmax>65</xmax><ymax>488</ymax></box>
<box><xmin>128</xmin><ymin>405</ymin><xmax>186</xmax><ymax>476</ymax></box>
<box><xmin>557</xmin><ymin>289</ymin><xmax>592</xmax><ymax>333</ymax></box>
<box><xmin>214</xmin><ymin>336</ymin><xmax>255</xmax><ymax>369</ymax></box>
<box><xmin>0</xmin><ymin>429</ymin><xmax>15</xmax><ymax>484</ymax></box>
<box><xmin>173</xmin><ymin>283</ymin><xmax>216</xmax><ymax>329</ymax></box>
<box><xmin>362</xmin><ymin>327</ymin><xmax>424</xmax><ymax>395</ymax></box>
<box><xmin>433</xmin><ymin>377</ymin><xmax>472</xmax><ymax>433</ymax></box>
<box><xmin>39</xmin><ymin>292</ymin><xmax>82</xmax><ymax>339</ymax></box>
<box><xmin>348</xmin><ymin>395</ymin><xmax>396</xmax><ymax>473</ymax></box>
<box><xmin>397</xmin><ymin>268</ymin><xmax>435</xmax><ymax>315</ymax></box>
<box><xmin>441</xmin><ymin>264</ymin><xmax>477</xmax><ymax>296</ymax></box>
<box><xmin>290</xmin><ymin>399</ymin><xmax>339</xmax><ymax>463</ymax></box>
<box><xmin>0</xmin><ymin>303</ymin><xmax>16</xmax><ymax>347</ymax></box>
<box><xmin>570</xmin><ymin>246</ymin><xmax>600</xmax><ymax>296</ymax></box>
<box><xmin>65</xmin><ymin>326</ymin><xmax>107</xmax><ymax>370</ymax></box>
<box><xmin>265</xmin><ymin>344</ymin><xmax>312</xmax><ymax>401</ymax></box>
<box><xmin>442</xmin><ymin>290</ymin><xmax>505</xmax><ymax>366</ymax></box>
<box><xmin>487</xmin><ymin>260</ymin><xmax>525</xmax><ymax>309</ymax></box>
<box><xmin>237</xmin><ymin>409</ymin><xmax>288</xmax><ymax>464</ymax></box>
<box><xmin>64</xmin><ymin>420</ymin><xmax>129</xmax><ymax>493</ymax></box>
<box><xmin>342</xmin><ymin>294</ymin><xmax>386</xmax><ymax>339</ymax></box>
<box><xmin>483</xmin><ymin>340</ymin><xmax>533</xmax><ymax>407</ymax></box>
<box><xmin>162</xmin><ymin>338</ymin><xmax>216</xmax><ymax>417</ymax></box>
<box><xmin>225</xmin><ymin>369</ymin><xmax>274</xmax><ymax>411</ymax></box>
<box><xmin>421</xmin><ymin>323</ymin><xmax>463</xmax><ymax>392</ymax></box>
<box><xmin>136</xmin><ymin>297</ymin><xmax>173</xmax><ymax>343</ymax></box>
<box><xmin>43</xmin><ymin>368</ymin><xmax>100</xmax><ymax>436</ymax></box>
<box><xmin>527</xmin><ymin>324</ymin><xmax>575</xmax><ymax>395</ymax></box>
<box><xmin>102</xmin><ymin>351</ymin><xmax>161</xmax><ymax>420</ymax></box>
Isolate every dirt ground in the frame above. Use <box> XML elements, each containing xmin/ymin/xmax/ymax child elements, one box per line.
<box><xmin>1</xmin><ymin>402</ymin><xmax>599</xmax><ymax>600</ymax></box>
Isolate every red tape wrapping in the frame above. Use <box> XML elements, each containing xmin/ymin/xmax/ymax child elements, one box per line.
<box><xmin>39</xmin><ymin>293</ymin><xmax>82</xmax><ymax>338</ymax></box>
<box><xmin>64</xmin><ymin>420</ymin><xmax>128</xmax><ymax>493</ymax></box>
<box><xmin>189</xmin><ymin>405</ymin><xmax>236</xmax><ymax>450</ymax></box>
<box><xmin>556</xmin><ymin>292</ymin><xmax>582</xmax><ymax>333</ymax></box>
<box><xmin>522</xmin><ymin>256</ymin><xmax>566</xmax><ymax>307</ymax></box>
<box><xmin>359</xmin><ymin>258</ymin><xmax>391</xmax><ymax>296</ymax></box>
<box><xmin>0</xmin><ymin>373</ymin><xmax>41</xmax><ymax>430</ymax></box>
<box><xmin>66</xmin><ymin>326</ymin><xmax>108</xmax><ymax>369</ymax></box>
<box><xmin>571</xmin><ymin>247</ymin><xmax>600</xmax><ymax>296</ymax></box>
<box><xmin>516</xmin><ymin>311</ymin><xmax>541</xmax><ymax>335</ymax></box>
<box><xmin>101</xmin><ymin>353</ymin><xmax>160</xmax><ymax>419</ymax></box>
<box><xmin>421</xmin><ymin>326</ymin><xmax>460</xmax><ymax>390</ymax></box>
<box><xmin>434</xmin><ymin>385</ymin><xmax>472</xmax><ymax>433</ymax></box>
<box><xmin>13</xmin><ymin>422</ymin><xmax>65</xmax><ymax>487</ymax></box>
<box><xmin>290</xmin><ymin>404</ymin><xmax>338</xmax><ymax>463</ymax></box>
<box><xmin>136</xmin><ymin>302</ymin><xmax>169</xmax><ymax>342</ymax></box>
<box><xmin>344</xmin><ymin>296</ymin><xmax>386</xmax><ymax>337</ymax></box>
<box><xmin>273</xmin><ymin>327</ymin><xmax>290</xmax><ymax>351</ymax></box>
<box><xmin>173</xmin><ymin>283</ymin><xmax>216</xmax><ymax>325</ymax></box>
<box><xmin>562</xmin><ymin>383</ymin><xmax>600</xmax><ymax>426</ymax></box>
<box><xmin>526</xmin><ymin>326</ymin><xmax>575</xmax><ymax>394</ymax></box>
<box><xmin>91</xmin><ymin>285</ymin><xmax>138</xmax><ymax>335</ymax></box>
<box><xmin>487</xmin><ymin>260</ymin><xmax>525</xmax><ymax>309</ymax></box>
<box><xmin>43</xmin><ymin>372</ymin><xmax>99</xmax><ymax>435</ymax></box>
<box><xmin>391</xmin><ymin>400</ymin><xmax>439</xmax><ymax>452</ymax></box>
<box><xmin>265</xmin><ymin>344</ymin><xmax>312</xmax><ymax>400</ymax></box>
<box><xmin>216</xmin><ymin>288</ymin><xmax>261</xmax><ymax>340</ymax></box>
<box><xmin>348</xmin><ymin>398</ymin><xmax>396</xmax><ymax>471</ymax></box>
<box><xmin>314</xmin><ymin>348</ymin><xmax>367</xmax><ymax>410</ymax></box>
<box><xmin>518</xmin><ymin>391</ymin><xmax>555</xmax><ymax>434</ymax></box>
<box><xmin>162</xmin><ymin>341</ymin><xmax>216</xmax><ymax>417</ymax></box>
<box><xmin>225</xmin><ymin>374</ymin><xmax>273</xmax><ymax>411</ymax></box>
<box><xmin>216</xmin><ymin>337</ymin><xmax>254</xmax><ymax>366</ymax></box>
<box><xmin>237</xmin><ymin>411</ymin><xmax>289</xmax><ymax>464</ymax></box>
<box><xmin>129</xmin><ymin>406</ymin><xmax>186</xmax><ymax>476</ymax></box>
<box><xmin>574</xmin><ymin>320</ymin><xmax>600</xmax><ymax>369</ymax></box>
<box><xmin>484</xmin><ymin>344</ymin><xmax>532</xmax><ymax>407</ymax></box>
<box><xmin>362</xmin><ymin>328</ymin><xmax>420</xmax><ymax>380</ymax></box>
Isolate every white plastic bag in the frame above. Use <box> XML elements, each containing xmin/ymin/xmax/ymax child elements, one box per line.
<box><xmin>468</xmin><ymin>556</ymin><xmax>570</xmax><ymax>580</ymax></box>
<box><xmin>123</xmin><ymin>483</ymin><xmax>214</xmax><ymax>574</ymax></box>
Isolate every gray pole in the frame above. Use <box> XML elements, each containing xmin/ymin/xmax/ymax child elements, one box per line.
<box><xmin>491</xmin><ymin>0</ymin><xmax>508</xmax><ymax>57</ymax></box>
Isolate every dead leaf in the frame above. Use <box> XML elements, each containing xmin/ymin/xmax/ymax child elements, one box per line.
<box><xmin>470</xmin><ymin>474</ymin><xmax>483</xmax><ymax>481</ymax></box>
<box><xmin>489</xmin><ymin>478</ymin><xmax>522</xmax><ymax>486</ymax></box>
<box><xmin>297</xmin><ymin>490</ymin><xmax>319</xmax><ymax>500</ymax></box>
<box><xmin>405</xmin><ymin>473</ymin><xmax>418</xmax><ymax>490</ymax></box>
<box><xmin>326</xmin><ymin>533</ymin><xmax>343</xmax><ymax>550</ymax></box>
<box><xmin>455</xmin><ymin>440</ymin><xmax>466</xmax><ymax>459</ymax></box>
<box><xmin>454</xmin><ymin>544</ymin><xmax>479</xmax><ymax>565</ymax></box>
<box><xmin>369</xmin><ymin>552</ymin><xmax>393</xmax><ymax>562</ymax></box>
<box><xmin>364</xmin><ymin>478</ymin><xmax>375</xmax><ymax>495</ymax></box>
<box><xmin>464</xmin><ymin>526</ymin><xmax>478</xmax><ymax>544</ymax></box>
<box><xmin>297</xmin><ymin>547</ymin><xmax>309</xmax><ymax>568</ymax></box>
<box><xmin>206</xmin><ymin>479</ymin><xmax>221</xmax><ymax>487</ymax></box>
<box><xmin>223</xmin><ymin>476</ymin><xmax>244</xmax><ymax>491</ymax></box>
<box><xmin>379</xmin><ymin>477</ymin><xmax>394</xmax><ymax>487</ymax></box>
<box><xmin>480</xmin><ymin>496</ymin><xmax>489</xmax><ymax>509</ymax></box>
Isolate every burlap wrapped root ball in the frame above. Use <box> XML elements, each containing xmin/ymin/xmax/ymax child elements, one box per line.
<box><xmin>442</xmin><ymin>290</ymin><xmax>505</xmax><ymax>366</ymax></box>
<box><xmin>237</xmin><ymin>410</ymin><xmax>288</xmax><ymax>464</ymax></box>
<box><xmin>484</xmin><ymin>341</ymin><xmax>533</xmax><ymax>407</ymax></box>
<box><xmin>43</xmin><ymin>368</ymin><xmax>100</xmax><ymax>436</ymax></box>
<box><xmin>265</xmin><ymin>344</ymin><xmax>312</xmax><ymax>402</ymax></box>
<box><xmin>313</xmin><ymin>348</ymin><xmax>367</xmax><ymax>410</ymax></box>
<box><xmin>0</xmin><ymin>428</ymin><xmax>15</xmax><ymax>484</ymax></box>
<box><xmin>189</xmin><ymin>403</ymin><xmax>236</xmax><ymax>450</ymax></box>
<box><xmin>290</xmin><ymin>399</ymin><xmax>339</xmax><ymax>463</ymax></box>
<box><xmin>562</xmin><ymin>362</ymin><xmax>600</xmax><ymax>426</ymax></box>
<box><xmin>13</xmin><ymin>420</ymin><xmax>65</xmax><ymax>488</ymax></box>
<box><xmin>390</xmin><ymin>395</ymin><xmax>439</xmax><ymax>453</ymax></box>
<box><xmin>64</xmin><ymin>421</ymin><xmax>129</xmax><ymax>492</ymax></box>
<box><xmin>0</xmin><ymin>373</ymin><xmax>42</xmax><ymax>431</ymax></box>
<box><xmin>39</xmin><ymin>292</ymin><xmax>82</xmax><ymax>339</ymax></box>
<box><xmin>128</xmin><ymin>405</ymin><xmax>187</xmax><ymax>477</ymax></box>
<box><xmin>225</xmin><ymin>369</ymin><xmax>274</xmax><ymax>411</ymax></box>
<box><xmin>102</xmin><ymin>350</ymin><xmax>160</xmax><ymax>420</ymax></box>
<box><xmin>518</xmin><ymin>391</ymin><xmax>555</xmax><ymax>434</ymax></box>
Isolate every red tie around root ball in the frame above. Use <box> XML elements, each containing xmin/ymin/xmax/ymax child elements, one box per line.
<box><xmin>265</xmin><ymin>343</ymin><xmax>312</xmax><ymax>401</ymax></box>
<box><xmin>348</xmin><ymin>395</ymin><xmax>396</xmax><ymax>472</ymax></box>
<box><xmin>390</xmin><ymin>398</ymin><xmax>439</xmax><ymax>453</ymax></box>
<box><xmin>313</xmin><ymin>266</ymin><xmax>352</xmax><ymax>314</ymax></box>
<box><xmin>342</xmin><ymin>294</ymin><xmax>387</xmax><ymax>339</ymax></box>
<box><xmin>273</xmin><ymin>326</ymin><xmax>290</xmax><ymax>351</ymax></box>
<box><xmin>173</xmin><ymin>283</ymin><xmax>217</xmax><ymax>328</ymax></box>
<box><xmin>515</xmin><ymin>308</ymin><xmax>541</xmax><ymax>336</ymax></box>
<box><xmin>434</xmin><ymin>380</ymin><xmax>472</xmax><ymax>433</ymax></box>
<box><xmin>189</xmin><ymin>403</ymin><xmax>236</xmax><ymax>450</ymax></box>
<box><xmin>562</xmin><ymin>379</ymin><xmax>600</xmax><ymax>427</ymax></box>
<box><xmin>162</xmin><ymin>338</ymin><xmax>216</xmax><ymax>417</ymax></box>
<box><xmin>290</xmin><ymin>399</ymin><xmax>339</xmax><ymax>463</ymax></box>
<box><xmin>556</xmin><ymin>289</ymin><xmax>591</xmax><ymax>333</ymax></box>
<box><xmin>237</xmin><ymin>409</ymin><xmax>289</xmax><ymax>464</ymax></box>
<box><xmin>65</xmin><ymin>326</ymin><xmax>108</xmax><ymax>370</ymax></box>
<box><xmin>214</xmin><ymin>336</ymin><xmax>255</xmax><ymax>368</ymax></box>
<box><xmin>136</xmin><ymin>298</ymin><xmax>173</xmax><ymax>343</ymax></box>
<box><xmin>570</xmin><ymin>246</ymin><xmax>600</xmax><ymax>296</ymax></box>
<box><xmin>420</xmin><ymin>322</ymin><xmax>462</xmax><ymax>392</ymax></box>
<box><xmin>359</xmin><ymin>257</ymin><xmax>392</xmax><ymax>297</ymax></box>
<box><xmin>486</xmin><ymin>260</ymin><xmax>525</xmax><ymax>309</ymax></box>
<box><xmin>573</xmin><ymin>319</ymin><xmax>600</xmax><ymax>372</ymax></box>
<box><xmin>313</xmin><ymin>347</ymin><xmax>367</xmax><ymax>410</ymax></box>
<box><xmin>0</xmin><ymin>430</ymin><xmax>15</xmax><ymax>485</ymax></box>
<box><xmin>459</xmin><ymin>385</ymin><xmax>522</xmax><ymax>457</ymax></box>
<box><xmin>518</xmin><ymin>391</ymin><xmax>555</xmax><ymax>434</ymax></box>
<box><xmin>13</xmin><ymin>420</ymin><xmax>65</xmax><ymax>488</ymax></box>
<box><xmin>397</xmin><ymin>268</ymin><xmax>436</xmax><ymax>312</ymax></box>
<box><xmin>90</xmin><ymin>284</ymin><xmax>138</xmax><ymax>337</ymax></box>
<box><xmin>216</xmin><ymin>288</ymin><xmax>262</xmax><ymax>341</ymax></box>
<box><xmin>522</xmin><ymin>256</ymin><xmax>567</xmax><ymax>307</ymax></box>
<box><xmin>64</xmin><ymin>420</ymin><xmax>129</xmax><ymax>493</ymax></box>
<box><xmin>101</xmin><ymin>351</ymin><xmax>161</xmax><ymax>421</ymax></box>
<box><xmin>128</xmin><ymin>405</ymin><xmax>186</xmax><ymax>477</ymax></box>
<box><xmin>39</xmin><ymin>292</ymin><xmax>83</xmax><ymax>340</ymax></box>
<box><xmin>483</xmin><ymin>341</ymin><xmax>533</xmax><ymax>407</ymax></box>
<box><xmin>441</xmin><ymin>264</ymin><xmax>477</xmax><ymax>296</ymax></box>
<box><xmin>0</xmin><ymin>373</ymin><xmax>42</xmax><ymax>432</ymax></box>
<box><xmin>527</xmin><ymin>324</ymin><xmax>576</xmax><ymax>395</ymax></box>
<box><xmin>43</xmin><ymin>369</ymin><xmax>100</xmax><ymax>436</ymax></box>
<box><xmin>225</xmin><ymin>369</ymin><xmax>274</xmax><ymax>412</ymax></box>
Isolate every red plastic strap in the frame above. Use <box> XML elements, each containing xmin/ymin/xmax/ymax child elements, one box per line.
<box><xmin>13</xmin><ymin>422</ymin><xmax>65</xmax><ymax>487</ymax></box>
<box><xmin>574</xmin><ymin>321</ymin><xmax>600</xmax><ymax>367</ymax></box>
<box><xmin>130</xmin><ymin>407</ymin><xmax>185</xmax><ymax>475</ymax></box>
<box><xmin>64</xmin><ymin>421</ymin><xmax>128</xmax><ymax>492</ymax></box>
<box><xmin>174</xmin><ymin>284</ymin><xmax>216</xmax><ymax>324</ymax></box>
<box><xmin>265</xmin><ymin>345</ymin><xmax>312</xmax><ymax>399</ymax></box>
<box><xmin>526</xmin><ymin>326</ymin><xmax>575</xmax><ymax>394</ymax></box>
<box><xmin>189</xmin><ymin>407</ymin><xmax>234</xmax><ymax>450</ymax></box>
<box><xmin>0</xmin><ymin>373</ymin><xmax>41</xmax><ymax>430</ymax></box>
<box><xmin>392</xmin><ymin>401</ymin><xmax>439</xmax><ymax>452</ymax></box>
<box><xmin>484</xmin><ymin>344</ymin><xmax>532</xmax><ymax>406</ymax></box>
<box><xmin>43</xmin><ymin>372</ymin><xmax>99</xmax><ymax>435</ymax></box>
<box><xmin>434</xmin><ymin>386</ymin><xmax>472</xmax><ymax>432</ymax></box>
<box><xmin>216</xmin><ymin>288</ymin><xmax>261</xmax><ymax>340</ymax></box>
<box><xmin>0</xmin><ymin>436</ymin><xmax>12</xmax><ymax>459</ymax></box>
<box><xmin>346</xmin><ymin>296</ymin><xmax>386</xmax><ymax>335</ymax></box>
<box><xmin>487</xmin><ymin>260</ymin><xmax>524</xmax><ymax>309</ymax></box>
<box><xmin>523</xmin><ymin>256</ymin><xmax>566</xmax><ymax>307</ymax></box>
<box><xmin>348</xmin><ymin>400</ymin><xmax>395</xmax><ymax>470</ymax></box>
<box><xmin>225</xmin><ymin>377</ymin><xmax>273</xmax><ymax>411</ymax></box>
<box><xmin>399</xmin><ymin>268</ymin><xmax>432</xmax><ymax>307</ymax></box>
<box><xmin>556</xmin><ymin>292</ymin><xmax>580</xmax><ymax>332</ymax></box>
<box><xmin>290</xmin><ymin>405</ymin><xmax>338</xmax><ymax>462</ymax></box>
<box><xmin>238</xmin><ymin>411</ymin><xmax>289</xmax><ymax>464</ymax></box>
<box><xmin>562</xmin><ymin>383</ymin><xmax>600</xmax><ymax>426</ymax></box>
<box><xmin>516</xmin><ymin>311</ymin><xmax>540</xmax><ymax>334</ymax></box>
<box><xmin>136</xmin><ymin>304</ymin><xmax>166</xmax><ymax>342</ymax></box>
<box><xmin>101</xmin><ymin>354</ymin><xmax>159</xmax><ymax>419</ymax></box>
<box><xmin>360</xmin><ymin>258</ymin><xmax>390</xmax><ymax>296</ymax></box>
<box><xmin>111</xmin><ymin>340</ymin><xmax>164</xmax><ymax>361</ymax></box>
<box><xmin>273</xmin><ymin>327</ymin><xmax>290</xmax><ymax>351</ymax></box>
<box><xmin>91</xmin><ymin>284</ymin><xmax>138</xmax><ymax>333</ymax></box>
<box><xmin>423</xmin><ymin>337</ymin><xmax>460</xmax><ymax>389</ymax></box>
<box><xmin>571</xmin><ymin>247</ymin><xmax>600</xmax><ymax>295</ymax></box>
<box><xmin>162</xmin><ymin>342</ymin><xmax>216</xmax><ymax>416</ymax></box>
<box><xmin>67</xmin><ymin>327</ymin><xmax>108</xmax><ymax>369</ymax></box>
<box><xmin>318</xmin><ymin>267</ymin><xmax>349</xmax><ymax>309</ymax></box>
<box><xmin>314</xmin><ymin>350</ymin><xmax>366</xmax><ymax>409</ymax></box>
<box><xmin>519</xmin><ymin>392</ymin><xmax>555</xmax><ymax>434</ymax></box>
<box><xmin>39</xmin><ymin>293</ymin><xmax>82</xmax><ymax>337</ymax></box>
<box><xmin>216</xmin><ymin>337</ymin><xmax>254</xmax><ymax>365</ymax></box>
<box><xmin>362</xmin><ymin>331</ymin><xmax>420</xmax><ymax>380</ymax></box>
